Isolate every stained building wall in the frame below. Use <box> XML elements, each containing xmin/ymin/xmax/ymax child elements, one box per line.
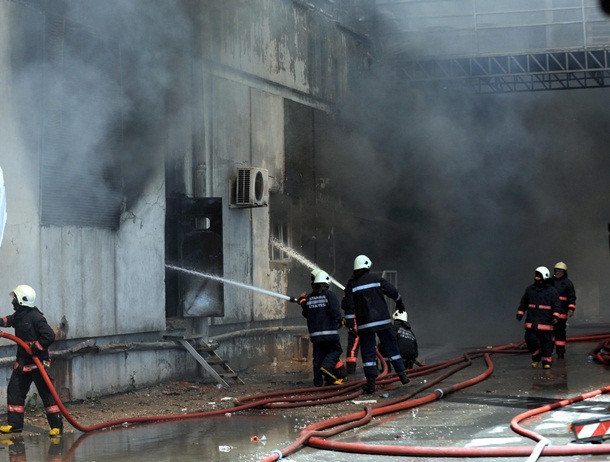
<box><xmin>0</xmin><ymin>0</ymin><xmax>373</xmax><ymax>399</ymax></box>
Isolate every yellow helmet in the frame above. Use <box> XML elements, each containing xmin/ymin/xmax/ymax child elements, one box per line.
<box><xmin>554</xmin><ymin>261</ymin><xmax>568</xmax><ymax>271</ymax></box>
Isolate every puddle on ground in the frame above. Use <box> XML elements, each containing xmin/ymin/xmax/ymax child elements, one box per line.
<box><xmin>0</xmin><ymin>414</ymin><xmax>302</xmax><ymax>462</ymax></box>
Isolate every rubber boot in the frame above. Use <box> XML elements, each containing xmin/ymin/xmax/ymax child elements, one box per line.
<box><xmin>398</xmin><ymin>371</ymin><xmax>410</xmax><ymax>385</ymax></box>
<box><xmin>0</xmin><ymin>425</ymin><xmax>22</xmax><ymax>434</ymax></box>
<box><xmin>346</xmin><ymin>362</ymin><xmax>357</xmax><ymax>375</ymax></box>
<box><xmin>363</xmin><ymin>377</ymin><xmax>376</xmax><ymax>394</ymax></box>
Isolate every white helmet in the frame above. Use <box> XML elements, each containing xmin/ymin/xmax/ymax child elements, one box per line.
<box><xmin>310</xmin><ymin>268</ymin><xmax>322</xmax><ymax>281</ymax></box>
<box><xmin>313</xmin><ymin>270</ymin><xmax>331</xmax><ymax>285</ymax></box>
<box><xmin>535</xmin><ymin>266</ymin><xmax>550</xmax><ymax>280</ymax></box>
<box><xmin>353</xmin><ymin>255</ymin><xmax>372</xmax><ymax>270</ymax></box>
<box><xmin>10</xmin><ymin>285</ymin><xmax>36</xmax><ymax>307</ymax></box>
<box><xmin>392</xmin><ymin>310</ymin><xmax>408</xmax><ymax>323</ymax></box>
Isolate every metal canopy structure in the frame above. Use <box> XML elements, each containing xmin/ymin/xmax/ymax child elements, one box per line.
<box><xmin>395</xmin><ymin>48</ymin><xmax>610</xmax><ymax>93</ymax></box>
<box><xmin>375</xmin><ymin>0</ymin><xmax>610</xmax><ymax>93</ymax></box>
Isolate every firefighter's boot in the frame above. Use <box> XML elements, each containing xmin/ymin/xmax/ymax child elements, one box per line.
<box><xmin>0</xmin><ymin>425</ymin><xmax>22</xmax><ymax>434</ymax></box>
<box><xmin>49</xmin><ymin>428</ymin><xmax>62</xmax><ymax>437</ymax></box>
<box><xmin>346</xmin><ymin>362</ymin><xmax>357</xmax><ymax>375</ymax></box>
<box><xmin>398</xmin><ymin>371</ymin><xmax>410</xmax><ymax>385</ymax></box>
<box><xmin>363</xmin><ymin>377</ymin><xmax>376</xmax><ymax>394</ymax></box>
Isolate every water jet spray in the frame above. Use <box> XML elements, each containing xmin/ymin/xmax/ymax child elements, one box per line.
<box><xmin>270</xmin><ymin>238</ymin><xmax>345</xmax><ymax>290</ymax></box>
<box><xmin>166</xmin><ymin>264</ymin><xmax>292</xmax><ymax>301</ymax></box>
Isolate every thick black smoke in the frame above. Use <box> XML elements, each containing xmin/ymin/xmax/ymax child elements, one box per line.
<box><xmin>10</xmin><ymin>0</ymin><xmax>195</xmax><ymax>224</ymax></box>
<box><xmin>321</xmin><ymin>42</ymin><xmax>610</xmax><ymax>348</ymax></box>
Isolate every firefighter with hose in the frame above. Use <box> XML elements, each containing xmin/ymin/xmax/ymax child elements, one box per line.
<box><xmin>343</xmin><ymin>255</ymin><xmax>410</xmax><ymax>394</ymax></box>
<box><xmin>0</xmin><ymin>285</ymin><xmax>63</xmax><ymax>436</ymax></box>
<box><xmin>291</xmin><ymin>270</ymin><xmax>347</xmax><ymax>387</ymax></box>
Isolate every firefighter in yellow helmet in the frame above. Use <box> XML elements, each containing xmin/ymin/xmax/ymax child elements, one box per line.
<box><xmin>0</xmin><ymin>285</ymin><xmax>63</xmax><ymax>436</ymax></box>
<box><xmin>551</xmin><ymin>261</ymin><xmax>576</xmax><ymax>359</ymax></box>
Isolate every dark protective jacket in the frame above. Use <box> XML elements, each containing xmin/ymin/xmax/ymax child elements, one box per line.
<box><xmin>394</xmin><ymin>321</ymin><xmax>418</xmax><ymax>363</ymax></box>
<box><xmin>300</xmin><ymin>288</ymin><xmax>342</xmax><ymax>343</ymax></box>
<box><xmin>343</xmin><ymin>271</ymin><xmax>402</xmax><ymax>333</ymax></box>
<box><xmin>0</xmin><ymin>306</ymin><xmax>55</xmax><ymax>369</ymax></box>
<box><xmin>551</xmin><ymin>271</ymin><xmax>576</xmax><ymax>319</ymax></box>
<box><xmin>378</xmin><ymin>320</ymin><xmax>418</xmax><ymax>364</ymax></box>
<box><xmin>517</xmin><ymin>281</ymin><xmax>560</xmax><ymax>332</ymax></box>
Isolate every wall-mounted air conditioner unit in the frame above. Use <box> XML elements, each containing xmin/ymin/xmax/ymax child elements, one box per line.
<box><xmin>233</xmin><ymin>167</ymin><xmax>269</xmax><ymax>207</ymax></box>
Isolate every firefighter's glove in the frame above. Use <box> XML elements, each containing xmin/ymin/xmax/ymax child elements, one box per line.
<box><xmin>516</xmin><ymin>313</ymin><xmax>523</xmax><ymax>321</ymax></box>
<box><xmin>27</xmin><ymin>341</ymin><xmax>44</xmax><ymax>356</ymax></box>
<box><xmin>395</xmin><ymin>299</ymin><xmax>405</xmax><ymax>313</ymax></box>
<box><xmin>296</xmin><ymin>292</ymin><xmax>307</xmax><ymax>305</ymax></box>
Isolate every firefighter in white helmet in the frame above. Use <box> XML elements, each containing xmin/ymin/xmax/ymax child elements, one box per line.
<box><xmin>378</xmin><ymin>310</ymin><xmax>423</xmax><ymax>371</ymax></box>
<box><xmin>551</xmin><ymin>261</ymin><xmax>576</xmax><ymax>359</ymax></box>
<box><xmin>292</xmin><ymin>271</ymin><xmax>347</xmax><ymax>386</ymax></box>
<box><xmin>0</xmin><ymin>285</ymin><xmax>63</xmax><ymax>436</ymax></box>
<box><xmin>516</xmin><ymin>267</ymin><xmax>561</xmax><ymax>369</ymax></box>
<box><xmin>342</xmin><ymin>255</ymin><xmax>410</xmax><ymax>393</ymax></box>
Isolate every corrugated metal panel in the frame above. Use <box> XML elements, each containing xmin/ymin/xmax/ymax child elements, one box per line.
<box><xmin>40</xmin><ymin>15</ymin><xmax>122</xmax><ymax>229</ymax></box>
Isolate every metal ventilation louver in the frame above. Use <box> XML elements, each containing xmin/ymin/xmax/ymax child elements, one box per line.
<box><xmin>234</xmin><ymin>167</ymin><xmax>269</xmax><ymax>207</ymax></box>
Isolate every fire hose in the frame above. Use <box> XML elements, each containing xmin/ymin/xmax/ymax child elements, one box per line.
<box><xmin>262</xmin><ymin>335</ymin><xmax>610</xmax><ymax>461</ymax></box>
<box><xmin>1</xmin><ymin>331</ymin><xmax>609</xmax><ymax>461</ymax></box>
<box><xmin>589</xmin><ymin>338</ymin><xmax>610</xmax><ymax>365</ymax></box>
<box><xmin>0</xmin><ymin>331</ymin><xmax>374</xmax><ymax>432</ymax></box>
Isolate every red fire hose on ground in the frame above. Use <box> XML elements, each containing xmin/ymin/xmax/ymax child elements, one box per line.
<box><xmin>0</xmin><ymin>331</ymin><xmax>373</xmax><ymax>431</ymax></box>
<box><xmin>1</xmin><ymin>331</ymin><xmax>609</xmax><ymax>461</ymax></box>
<box><xmin>261</xmin><ymin>334</ymin><xmax>610</xmax><ymax>461</ymax></box>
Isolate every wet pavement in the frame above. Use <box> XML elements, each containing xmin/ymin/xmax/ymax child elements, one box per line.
<box><xmin>0</xmin><ymin>334</ymin><xmax>608</xmax><ymax>461</ymax></box>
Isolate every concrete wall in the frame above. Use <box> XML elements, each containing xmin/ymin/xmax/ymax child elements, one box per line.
<box><xmin>0</xmin><ymin>0</ymin><xmax>372</xmax><ymax>400</ymax></box>
<box><xmin>200</xmin><ymin>0</ymin><xmax>365</xmax><ymax>328</ymax></box>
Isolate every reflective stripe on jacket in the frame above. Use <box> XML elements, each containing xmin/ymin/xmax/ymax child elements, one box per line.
<box><xmin>552</xmin><ymin>272</ymin><xmax>576</xmax><ymax>314</ymax></box>
<box><xmin>300</xmin><ymin>288</ymin><xmax>341</xmax><ymax>343</ymax></box>
<box><xmin>343</xmin><ymin>272</ymin><xmax>401</xmax><ymax>333</ymax></box>
<box><xmin>518</xmin><ymin>282</ymin><xmax>560</xmax><ymax>331</ymax></box>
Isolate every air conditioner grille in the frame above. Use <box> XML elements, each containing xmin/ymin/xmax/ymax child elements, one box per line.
<box><xmin>234</xmin><ymin>167</ymin><xmax>269</xmax><ymax>207</ymax></box>
<box><xmin>237</xmin><ymin>169</ymin><xmax>251</xmax><ymax>204</ymax></box>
